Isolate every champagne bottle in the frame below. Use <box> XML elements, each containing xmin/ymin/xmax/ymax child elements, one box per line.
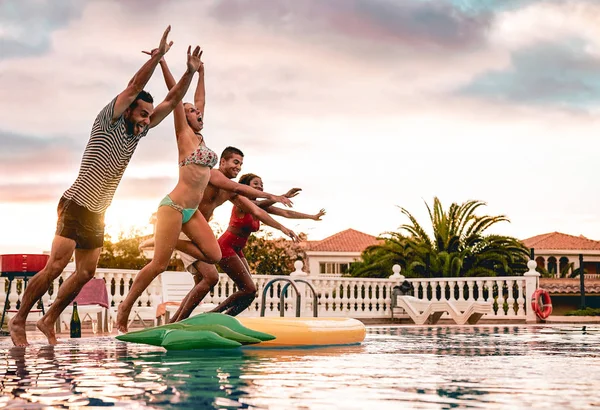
<box><xmin>70</xmin><ymin>301</ymin><xmax>81</xmax><ymax>338</ymax></box>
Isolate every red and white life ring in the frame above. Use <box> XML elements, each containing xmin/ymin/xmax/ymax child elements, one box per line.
<box><xmin>531</xmin><ymin>288</ymin><xmax>552</xmax><ymax>320</ymax></box>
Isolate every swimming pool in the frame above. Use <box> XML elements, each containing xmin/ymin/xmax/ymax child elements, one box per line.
<box><xmin>1</xmin><ymin>325</ymin><xmax>599</xmax><ymax>409</ymax></box>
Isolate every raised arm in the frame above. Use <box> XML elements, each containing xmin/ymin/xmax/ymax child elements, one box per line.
<box><xmin>210</xmin><ymin>170</ymin><xmax>294</xmax><ymax>207</ymax></box>
<box><xmin>266</xmin><ymin>207</ymin><xmax>326</xmax><ymax>221</ymax></box>
<box><xmin>149</xmin><ymin>46</ymin><xmax>202</xmax><ymax>129</ymax></box>
<box><xmin>146</xmin><ymin>52</ymin><xmax>189</xmax><ymax>136</ymax></box>
<box><xmin>113</xmin><ymin>26</ymin><xmax>173</xmax><ymax>122</ymax></box>
<box><xmin>231</xmin><ymin>196</ymin><xmax>300</xmax><ymax>242</ymax></box>
<box><xmin>255</xmin><ymin>187</ymin><xmax>302</xmax><ymax>209</ymax></box>
<box><xmin>194</xmin><ymin>57</ymin><xmax>205</xmax><ymax>118</ymax></box>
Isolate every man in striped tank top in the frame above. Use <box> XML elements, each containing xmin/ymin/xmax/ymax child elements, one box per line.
<box><xmin>10</xmin><ymin>26</ymin><xmax>202</xmax><ymax>346</ymax></box>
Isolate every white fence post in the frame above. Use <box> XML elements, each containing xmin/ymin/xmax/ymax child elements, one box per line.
<box><xmin>389</xmin><ymin>264</ymin><xmax>405</xmax><ymax>282</ymax></box>
<box><xmin>524</xmin><ymin>260</ymin><xmax>540</xmax><ymax>323</ymax></box>
<box><xmin>290</xmin><ymin>260</ymin><xmax>309</xmax><ymax>315</ymax></box>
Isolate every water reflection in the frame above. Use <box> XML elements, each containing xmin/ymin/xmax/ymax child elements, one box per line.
<box><xmin>0</xmin><ymin>325</ymin><xmax>599</xmax><ymax>409</ymax></box>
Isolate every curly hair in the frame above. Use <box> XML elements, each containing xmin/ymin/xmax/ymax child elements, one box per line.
<box><xmin>238</xmin><ymin>173</ymin><xmax>261</xmax><ymax>185</ymax></box>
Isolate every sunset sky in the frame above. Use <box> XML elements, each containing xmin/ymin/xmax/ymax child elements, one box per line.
<box><xmin>1</xmin><ymin>0</ymin><xmax>600</xmax><ymax>254</ymax></box>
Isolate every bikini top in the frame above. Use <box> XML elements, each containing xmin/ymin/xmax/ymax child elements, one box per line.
<box><xmin>229</xmin><ymin>207</ymin><xmax>260</xmax><ymax>233</ymax></box>
<box><xmin>179</xmin><ymin>143</ymin><xmax>218</xmax><ymax>168</ymax></box>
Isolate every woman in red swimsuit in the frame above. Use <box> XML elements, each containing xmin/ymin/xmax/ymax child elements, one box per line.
<box><xmin>212</xmin><ymin>173</ymin><xmax>325</xmax><ymax>316</ymax></box>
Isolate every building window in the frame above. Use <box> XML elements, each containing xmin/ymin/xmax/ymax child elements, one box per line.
<box><xmin>319</xmin><ymin>262</ymin><xmax>352</xmax><ymax>274</ymax></box>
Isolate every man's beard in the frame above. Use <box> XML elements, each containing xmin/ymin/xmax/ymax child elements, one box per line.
<box><xmin>125</xmin><ymin>119</ymin><xmax>137</xmax><ymax>135</ymax></box>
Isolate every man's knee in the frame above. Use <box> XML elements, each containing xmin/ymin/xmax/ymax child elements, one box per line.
<box><xmin>46</xmin><ymin>257</ymin><xmax>71</xmax><ymax>279</ymax></box>
<box><xmin>77</xmin><ymin>267</ymin><xmax>97</xmax><ymax>282</ymax></box>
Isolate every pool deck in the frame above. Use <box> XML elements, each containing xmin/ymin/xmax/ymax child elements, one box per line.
<box><xmin>361</xmin><ymin>315</ymin><xmax>600</xmax><ymax>325</ymax></box>
<box><xmin>2</xmin><ymin>315</ymin><xmax>600</xmax><ymax>344</ymax></box>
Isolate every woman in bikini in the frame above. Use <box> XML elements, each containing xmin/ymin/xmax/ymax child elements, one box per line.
<box><xmin>116</xmin><ymin>47</ymin><xmax>222</xmax><ymax>332</ymax></box>
<box><xmin>210</xmin><ymin>173</ymin><xmax>326</xmax><ymax>316</ymax></box>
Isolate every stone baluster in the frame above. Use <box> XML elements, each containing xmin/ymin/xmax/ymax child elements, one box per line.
<box><xmin>516</xmin><ymin>279</ymin><xmax>525</xmax><ymax>317</ymax></box>
<box><xmin>140</xmin><ymin>279</ymin><xmax>151</xmax><ymax>309</ymax></box>
<box><xmin>415</xmin><ymin>281</ymin><xmax>424</xmax><ymax>299</ymax></box>
<box><xmin>351</xmin><ymin>279</ymin><xmax>358</xmax><ymax>312</ymax></box>
<box><xmin>41</xmin><ymin>282</ymin><xmax>52</xmax><ymax>310</ymax></box>
<box><xmin>148</xmin><ymin>278</ymin><xmax>161</xmax><ymax>311</ymax></box>
<box><xmin>447</xmin><ymin>280</ymin><xmax>456</xmax><ymax>302</ymax></box>
<box><xmin>113</xmin><ymin>273</ymin><xmax>124</xmax><ymax>308</ymax></box>
<box><xmin>486</xmin><ymin>280</ymin><xmax>497</xmax><ymax>317</ymax></box>
<box><xmin>333</xmin><ymin>279</ymin><xmax>341</xmax><ymax>313</ymax></box>
<box><xmin>341</xmin><ymin>281</ymin><xmax>350</xmax><ymax>313</ymax></box>
<box><xmin>359</xmin><ymin>279</ymin><xmax>369</xmax><ymax>313</ymax></box>
<box><xmin>103</xmin><ymin>272</ymin><xmax>115</xmax><ymax>309</ymax></box>
<box><xmin>326</xmin><ymin>279</ymin><xmax>334</xmax><ymax>315</ymax></box>
<box><xmin>361</xmin><ymin>281</ymin><xmax>370</xmax><ymax>315</ymax></box>
<box><xmin>8</xmin><ymin>280</ymin><xmax>19</xmax><ymax>312</ymax></box>
<box><xmin>506</xmin><ymin>279</ymin><xmax>515</xmax><ymax>317</ymax></box>
<box><xmin>377</xmin><ymin>283</ymin><xmax>387</xmax><ymax>315</ymax></box>
<box><xmin>338</xmin><ymin>280</ymin><xmax>347</xmax><ymax>314</ymax></box>
<box><xmin>476</xmin><ymin>279</ymin><xmax>485</xmax><ymax>303</ymax></box>
<box><xmin>457</xmin><ymin>280</ymin><xmax>465</xmax><ymax>302</ymax></box>
<box><xmin>431</xmin><ymin>281</ymin><xmax>438</xmax><ymax>302</ymax></box>
<box><xmin>250</xmin><ymin>277</ymin><xmax>265</xmax><ymax>313</ymax></box>
<box><xmin>496</xmin><ymin>279</ymin><xmax>505</xmax><ymax>316</ymax></box>
<box><xmin>352</xmin><ymin>279</ymin><xmax>359</xmax><ymax>313</ymax></box>
<box><xmin>316</xmin><ymin>278</ymin><xmax>327</xmax><ymax>316</ymax></box>
<box><xmin>265</xmin><ymin>277</ymin><xmax>278</xmax><ymax>315</ymax></box>
<box><xmin>467</xmin><ymin>281</ymin><xmax>474</xmax><ymax>302</ymax></box>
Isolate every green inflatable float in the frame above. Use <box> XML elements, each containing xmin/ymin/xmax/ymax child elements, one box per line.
<box><xmin>116</xmin><ymin>312</ymin><xmax>275</xmax><ymax>350</ymax></box>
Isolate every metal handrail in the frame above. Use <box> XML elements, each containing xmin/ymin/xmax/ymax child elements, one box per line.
<box><xmin>281</xmin><ymin>279</ymin><xmax>319</xmax><ymax>317</ymax></box>
<box><xmin>260</xmin><ymin>277</ymin><xmax>301</xmax><ymax>317</ymax></box>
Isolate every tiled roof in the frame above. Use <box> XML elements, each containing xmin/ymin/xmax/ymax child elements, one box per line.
<box><xmin>522</xmin><ymin>232</ymin><xmax>600</xmax><ymax>251</ymax></box>
<box><xmin>304</xmin><ymin>229</ymin><xmax>381</xmax><ymax>252</ymax></box>
<box><xmin>540</xmin><ymin>278</ymin><xmax>600</xmax><ymax>294</ymax></box>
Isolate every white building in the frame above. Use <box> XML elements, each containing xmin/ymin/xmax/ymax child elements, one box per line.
<box><xmin>301</xmin><ymin>228</ymin><xmax>381</xmax><ymax>276</ymax></box>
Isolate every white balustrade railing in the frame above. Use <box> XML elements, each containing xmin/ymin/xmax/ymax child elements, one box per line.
<box><xmin>1</xmin><ymin>260</ymin><xmax>542</xmax><ymax>328</ymax></box>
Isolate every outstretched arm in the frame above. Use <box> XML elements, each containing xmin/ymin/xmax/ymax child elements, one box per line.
<box><xmin>231</xmin><ymin>196</ymin><xmax>300</xmax><ymax>242</ymax></box>
<box><xmin>149</xmin><ymin>46</ymin><xmax>203</xmax><ymax>129</ymax></box>
<box><xmin>194</xmin><ymin>58</ymin><xmax>205</xmax><ymax>118</ymax></box>
<box><xmin>266</xmin><ymin>207</ymin><xmax>326</xmax><ymax>221</ymax></box>
<box><xmin>210</xmin><ymin>170</ymin><xmax>293</xmax><ymax>207</ymax></box>
<box><xmin>255</xmin><ymin>188</ymin><xmax>302</xmax><ymax>209</ymax></box>
<box><xmin>113</xmin><ymin>26</ymin><xmax>173</xmax><ymax>122</ymax></box>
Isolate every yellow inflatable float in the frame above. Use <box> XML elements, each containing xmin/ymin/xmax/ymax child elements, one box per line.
<box><xmin>239</xmin><ymin>317</ymin><xmax>366</xmax><ymax>347</ymax></box>
<box><xmin>116</xmin><ymin>313</ymin><xmax>366</xmax><ymax>350</ymax></box>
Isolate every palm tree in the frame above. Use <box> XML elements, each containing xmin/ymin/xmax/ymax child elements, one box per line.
<box><xmin>350</xmin><ymin>197</ymin><xmax>529</xmax><ymax>278</ymax></box>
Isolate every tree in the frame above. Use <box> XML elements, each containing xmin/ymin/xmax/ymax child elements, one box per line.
<box><xmin>350</xmin><ymin>197</ymin><xmax>530</xmax><ymax>278</ymax></box>
<box><xmin>243</xmin><ymin>231</ymin><xmax>307</xmax><ymax>276</ymax></box>
<box><xmin>98</xmin><ymin>228</ymin><xmax>182</xmax><ymax>270</ymax></box>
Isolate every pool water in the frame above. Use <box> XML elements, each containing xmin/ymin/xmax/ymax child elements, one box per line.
<box><xmin>1</xmin><ymin>325</ymin><xmax>599</xmax><ymax>409</ymax></box>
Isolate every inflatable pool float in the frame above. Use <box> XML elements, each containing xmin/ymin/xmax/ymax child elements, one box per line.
<box><xmin>239</xmin><ymin>317</ymin><xmax>366</xmax><ymax>347</ymax></box>
<box><xmin>116</xmin><ymin>313</ymin><xmax>366</xmax><ymax>350</ymax></box>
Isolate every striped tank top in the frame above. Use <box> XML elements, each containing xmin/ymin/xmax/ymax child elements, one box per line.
<box><xmin>63</xmin><ymin>97</ymin><xmax>149</xmax><ymax>213</ymax></box>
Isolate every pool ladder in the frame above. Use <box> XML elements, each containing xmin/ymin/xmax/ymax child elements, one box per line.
<box><xmin>259</xmin><ymin>277</ymin><xmax>318</xmax><ymax>317</ymax></box>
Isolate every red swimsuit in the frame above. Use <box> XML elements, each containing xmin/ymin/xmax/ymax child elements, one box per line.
<box><xmin>218</xmin><ymin>207</ymin><xmax>260</xmax><ymax>258</ymax></box>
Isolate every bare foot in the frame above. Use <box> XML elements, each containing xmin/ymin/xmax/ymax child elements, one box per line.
<box><xmin>9</xmin><ymin>317</ymin><xmax>29</xmax><ymax>347</ymax></box>
<box><xmin>116</xmin><ymin>305</ymin><xmax>129</xmax><ymax>333</ymax></box>
<box><xmin>37</xmin><ymin>318</ymin><xmax>58</xmax><ymax>345</ymax></box>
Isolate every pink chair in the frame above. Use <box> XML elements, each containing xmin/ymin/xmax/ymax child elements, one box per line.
<box><xmin>59</xmin><ymin>278</ymin><xmax>110</xmax><ymax>334</ymax></box>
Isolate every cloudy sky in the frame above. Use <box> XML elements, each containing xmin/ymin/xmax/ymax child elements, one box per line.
<box><xmin>1</xmin><ymin>0</ymin><xmax>600</xmax><ymax>254</ymax></box>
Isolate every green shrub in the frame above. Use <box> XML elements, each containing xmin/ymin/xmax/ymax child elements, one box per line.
<box><xmin>565</xmin><ymin>308</ymin><xmax>600</xmax><ymax>316</ymax></box>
